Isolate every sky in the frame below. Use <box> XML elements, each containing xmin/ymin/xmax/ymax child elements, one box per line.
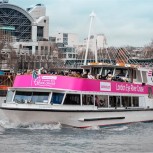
<box><xmin>9</xmin><ymin>0</ymin><xmax>153</xmax><ymax>47</ymax></box>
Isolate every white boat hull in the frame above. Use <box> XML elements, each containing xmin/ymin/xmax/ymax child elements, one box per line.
<box><xmin>1</xmin><ymin>103</ymin><xmax>153</xmax><ymax>128</ymax></box>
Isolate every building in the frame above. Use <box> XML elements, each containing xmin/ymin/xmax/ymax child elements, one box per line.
<box><xmin>83</xmin><ymin>34</ymin><xmax>107</xmax><ymax>52</ymax></box>
<box><xmin>55</xmin><ymin>32</ymin><xmax>78</xmax><ymax>47</ymax></box>
<box><xmin>96</xmin><ymin>34</ymin><xmax>107</xmax><ymax>49</ymax></box>
<box><xmin>56</xmin><ymin>42</ymin><xmax>77</xmax><ymax>68</ymax></box>
<box><xmin>48</xmin><ymin>33</ymin><xmax>79</xmax><ymax>68</ymax></box>
<box><xmin>0</xmin><ymin>1</ymin><xmax>49</xmax><ymax>54</ymax></box>
<box><xmin>27</xmin><ymin>3</ymin><xmax>49</xmax><ymax>41</ymax></box>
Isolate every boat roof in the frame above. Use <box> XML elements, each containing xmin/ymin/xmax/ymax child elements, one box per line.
<box><xmin>81</xmin><ymin>63</ymin><xmax>138</xmax><ymax>70</ymax></box>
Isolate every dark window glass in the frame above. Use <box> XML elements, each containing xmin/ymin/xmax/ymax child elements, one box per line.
<box><xmin>41</xmin><ymin>46</ymin><xmax>44</xmax><ymax>50</ymax></box>
<box><xmin>14</xmin><ymin>91</ymin><xmax>49</xmax><ymax>103</ymax></box>
<box><xmin>32</xmin><ymin>92</ymin><xmax>49</xmax><ymax>103</ymax></box>
<box><xmin>133</xmin><ymin>97</ymin><xmax>139</xmax><ymax>107</ymax></box>
<box><xmin>148</xmin><ymin>87</ymin><xmax>153</xmax><ymax>98</ymax></box>
<box><xmin>37</xmin><ymin>26</ymin><xmax>44</xmax><ymax>41</ymax></box>
<box><xmin>36</xmin><ymin>46</ymin><xmax>38</xmax><ymax>50</ymax></box>
<box><xmin>0</xmin><ymin>90</ymin><xmax>7</xmax><ymax>97</ymax></box>
<box><xmin>109</xmin><ymin>96</ymin><xmax>116</xmax><ymax>107</ymax></box>
<box><xmin>82</xmin><ymin>95</ymin><xmax>94</xmax><ymax>105</ymax></box>
<box><xmin>121</xmin><ymin>96</ymin><xmax>131</xmax><ymax>107</ymax></box>
<box><xmin>45</xmin><ymin>46</ymin><xmax>48</xmax><ymax>51</ymax></box>
<box><xmin>14</xmin><ymin>91</ymin><xmax>32</xmax><ymax>103</ymax></box>
<box><xmin>64</xmin><ymin>94</ymin><xmax>80</xmax><ymax>105</ymax></box>
<box><xmin>51</xmin><ymin>93</ymin><xmax>64</xmax><ymax>104</ymax></box>
<box><xmin>63</xmin><ymin>33</ymin><xmax>68</xmax><ymax>37</ymax></box>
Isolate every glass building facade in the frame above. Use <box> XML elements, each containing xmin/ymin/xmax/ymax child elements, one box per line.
<box><xmin>0</xmin><ymin>4</ymin><xmax>33</xmax><ymax>42</ymax></box>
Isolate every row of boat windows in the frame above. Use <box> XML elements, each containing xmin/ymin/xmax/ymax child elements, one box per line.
<box><xmin>6</xmin><ymin>91</ymin><xmax>139</xmax><ymax>107</ymax></box>
<box><xmin>92</xmin><ymin>67</ymin><xmax>149</xmax><ymax>84</ymax></box>
<box><xmin>91</xmin><ymin>67</ymin><xmax>137</xmax><ymax>82</ymax></box>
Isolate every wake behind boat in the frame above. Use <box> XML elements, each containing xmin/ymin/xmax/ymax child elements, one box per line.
<box><xmin>1</xmin><ymin>62</ymin><xmax>153</xmax><ymax>128</ymax></box>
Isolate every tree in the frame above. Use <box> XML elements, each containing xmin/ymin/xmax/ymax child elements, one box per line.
<box><xmin>0</xmin><ymin>27</ymin><xmax>18</xmax><ymax>71</ymax></box>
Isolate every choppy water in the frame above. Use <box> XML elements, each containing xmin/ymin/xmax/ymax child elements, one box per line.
<box><xmin>0</xmin><ymin>104</ymin><xmax>153</xmax><ymax>153</ymax></box>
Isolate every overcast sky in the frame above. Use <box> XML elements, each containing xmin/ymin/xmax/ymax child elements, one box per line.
<box><xmin>10</xmin><ymin>0</ymin><xmax>153</xmax><ymax>47</ymax></box>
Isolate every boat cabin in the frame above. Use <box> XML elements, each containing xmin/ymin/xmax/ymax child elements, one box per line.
<box><xmin>5</xmin><ymin>88</ymin><xmax>144</xmax><ymax>109</ymax></box>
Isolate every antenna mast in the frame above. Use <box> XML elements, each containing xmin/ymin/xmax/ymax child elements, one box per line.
<box><xmin>84</xmin><ymin>11</ymin><xmax>96</xmax><ymax>65</ymax></box>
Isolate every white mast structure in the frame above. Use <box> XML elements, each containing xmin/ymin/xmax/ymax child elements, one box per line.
<box><xmin>84</xmin><ymin>11</ymin><xmax>96</xmax><ymax>65</ymax></box>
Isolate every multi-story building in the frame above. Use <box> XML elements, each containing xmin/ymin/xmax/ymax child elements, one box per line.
<box><xmin>27</xmin><ymin>4</ymin><xmax>49</xmax><ymax>41</ymax></box>
<box><xmin>0</xmin><ymin>0</ymin><xmax>53</xmax><ymax>70</ymax></box>
<box><xmin>56</xmin><ymin>42</ymin><xmax>77</xmax><ymax>68</ymax></box>
<box><xmin>83</xmin><ymin>34</ymin><xmax>107</xmax><ymax>52</ymax></box>
<box><xmin>55</xmin><ymin>33</ymin><xmax>78</xmax><ymax>47</ymax></box>
<box><xmin>49</xmin><ymin>33</ymin><xmax>79</xmax><ymax>68</ymax></box>
<box><xmin>0</xmin><ymin>1</ymin><xmax>49</xmax><ymax>55</ymax></box>
<box><xmin>96</xmin><ymin>34</ymin><xmax>107</xmax><ymax>49</ymax></box>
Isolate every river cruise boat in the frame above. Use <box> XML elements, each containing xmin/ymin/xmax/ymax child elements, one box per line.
<box><xmin>1</xmin><ymin>63</ymin><xmax>153</xmax><ymax>128</ymax></box>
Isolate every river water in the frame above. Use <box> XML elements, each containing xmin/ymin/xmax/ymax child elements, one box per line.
<box><xmin>0</xmin><ymin>100</ymin><xmax>153</xmax><ymax>153</ymax></box>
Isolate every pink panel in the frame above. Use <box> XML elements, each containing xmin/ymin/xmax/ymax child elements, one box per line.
<box><xmin>13</xmin><ymin>75</ymin><xmax>148</xmax><ymax>94</ymax></box>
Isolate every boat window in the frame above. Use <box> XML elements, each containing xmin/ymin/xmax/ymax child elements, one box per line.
<box><xmin>32</xmin><ymin>92</ymin><xmax>49</xmax><ymax>103</ymax></box>
<box><xmin>132</xmin><ymin>97</ymin><xmax>139</xmax><ymax>107</ymax></box>
<box><xmin>127</xmin><ymin>69</ymin><xmax>132</xmax><ymax>82</ymax></box>
<box><xmin>100</xmin><ymin>67</ymin><xmax>114</xmax><ymax>80</ymax></box>
<box><xmin>148</xmin><ymin>87</ymin><xmax>153</xmax><ymax>99</ymax></box>
<box><xmin>101</xmin><ymin>67</ymin><xmax>113</xmax><ymax>76</ymax></box>
<box><xmin>133</xmin><ymin>70</ymin><xmax>136</xmax><ymax>79</ymax></box>
<box><xmin>109</xmin><ymin>96</ymin><xmax>132</xmax><ymax>108</ymax></box>
<box><xmin>95</xmin><ymin>95</ymin><xmax>108</xmax><ymax>107</ymax></box>
<box><xmin>0</xmin><ymin>90</ymin><xmax>7</xmax><ymax>97</ymax></box>
<box><xmin>100</xmin><ymin>95</ymin><xmax>108</xmax><ymax>107</ymax></box>
<box><xmin>109</xmin><ymin>96</ymin><xmax>121</xmax><ymax>107</ymax></box>
<box><xmin>6</xmin><ymin>90</ymin><xmax>14</xmax><ymax>102</ymax></box>
<box><xmin>14</xmin><ymin>91</ymin><xmax>32</xmax><ymax>103</ymax></box>
<box><xmin>115</xmin><ymin>68</ymin><xmax>127</xmax><ymax>77</ymax></box>
<box><xmin>136</xmin><ymin>71</ymin><xmax>142</xmax><ymax>82</ymax></box>
<box><xmin>91</xmin><ymin>68</ymin><xmax>102</xmax><ymax>75</ymax></box>
<box><xmin>82</xmin><ymin>94</ymin><xmax>94</xmax><ymax>105</ymax></box>
<box><xmin>142</xmin><ymin>71</ymin><xmax>147</xmax><ymax>83</ymax></box>
<box><xmin>51</xmin><ymin>93</ymin><xmax>64</xmax><ymax>104</ymax></box>
<box><xmin>64</xmin><ymin>94</ymin><xmax>80</xmax><ymax>105</ymax></box>
<box><xmin>121</xmin><ymin>96</ymin><xmax>131</xmax><ymax>107</ymax></box>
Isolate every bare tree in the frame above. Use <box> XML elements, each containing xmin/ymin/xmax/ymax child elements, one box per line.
<box><xmin>143</xmin><ymin>45</ymin><xmax>153</xmax><ymax>58</ymax></box>
<box><xmin>0</xmin><ymin>27</ymin><xmax>18</xmax><ymax>71</ymax></box>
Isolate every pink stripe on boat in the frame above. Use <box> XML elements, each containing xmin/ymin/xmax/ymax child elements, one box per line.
<box><xmin>13</xmin><ymin>75</ymin><xmax>149</xmax><ymax>94</ymax></box>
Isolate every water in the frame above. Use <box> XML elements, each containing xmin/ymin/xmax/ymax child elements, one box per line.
<box><xmin>1</xmin><ymin>122</ymin><xmax>153</xmax><ymax>153</ymax></box>
<box><xmin>0</xmin><ymin>106</ymin><xmax>153</xmax><ymax>152</ymax></box>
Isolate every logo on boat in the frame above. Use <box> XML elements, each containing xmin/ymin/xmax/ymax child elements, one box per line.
<box><xmin>33</xmin><ymin>76</ymin><xmax>57</xmax><ymax>86</ymax></box>
<box><xmin>100</xmin><ymin>82</ymin><xmax>111</xmax><ymax>91</ymax></box>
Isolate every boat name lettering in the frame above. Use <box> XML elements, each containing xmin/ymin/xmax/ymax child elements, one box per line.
<box><xmin>34</xmin><ymin>76</ymin><xmax>57</xmax><ymax>86</ymax></box>
<box><xmin>116</xmin><ymin>84</ymin><xmax>144</xmax><ymax>92</ymax></box>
